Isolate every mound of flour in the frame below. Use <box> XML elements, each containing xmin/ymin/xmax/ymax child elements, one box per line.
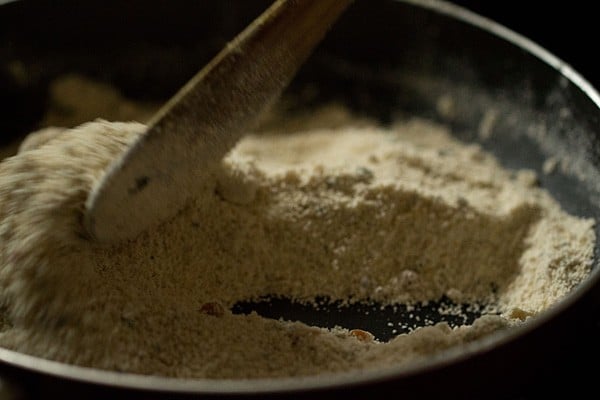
<box><xmin>0</xmin><ymin>105</ymin><xmax>594</xmax><ymax>378</ymax></box>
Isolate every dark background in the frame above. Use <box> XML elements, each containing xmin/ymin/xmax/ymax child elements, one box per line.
<box><xmin>452</xmin><ymin>1</ymin><xmax>600</xmax><ymax>90</ymax></box>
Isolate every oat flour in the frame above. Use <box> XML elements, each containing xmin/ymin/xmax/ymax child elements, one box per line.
<box><xmin>0</xmin><ymin>104</ymin><xmax>594</xmax><ymax>378</ymax></box>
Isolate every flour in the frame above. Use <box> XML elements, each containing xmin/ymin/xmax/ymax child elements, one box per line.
<box><xmin>0</xmin><ymin>104</ymin><xmax>594</xmax><ymax>379</ymax></box>
<box><xmin>41</xmin><ymin>74</ymin><xmax>158</xmax><ymax>128</ymax></box>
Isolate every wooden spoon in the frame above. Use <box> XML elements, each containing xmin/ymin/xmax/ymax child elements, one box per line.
<box><xmin>84</xmin><ymin>0</ymin><xmax>352</xmax><ymax>243</ymax></box>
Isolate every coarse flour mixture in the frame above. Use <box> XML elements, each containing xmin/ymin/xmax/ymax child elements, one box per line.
<box><xmin>0</xmin><ymin>104</ymin><xmax>595</xmax><ymax>378</ymax></box>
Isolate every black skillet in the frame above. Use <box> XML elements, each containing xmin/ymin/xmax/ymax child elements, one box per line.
<box><xmin>0</xmin><ymin>0</ymin><xmax>599</xmax><ymax>398</ymax></box>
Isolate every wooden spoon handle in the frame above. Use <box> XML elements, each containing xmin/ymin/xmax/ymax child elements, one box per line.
<box><xmin>84</xmin><ymin>0</ymin><xmax>352</xmax><ymax>243</ymax></box>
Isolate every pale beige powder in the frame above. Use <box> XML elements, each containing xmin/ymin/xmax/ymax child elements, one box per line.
<box><xmin>0</xmin><ymin>105</ymin><xmax>594</xmax><ymax>378</ymax></box>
